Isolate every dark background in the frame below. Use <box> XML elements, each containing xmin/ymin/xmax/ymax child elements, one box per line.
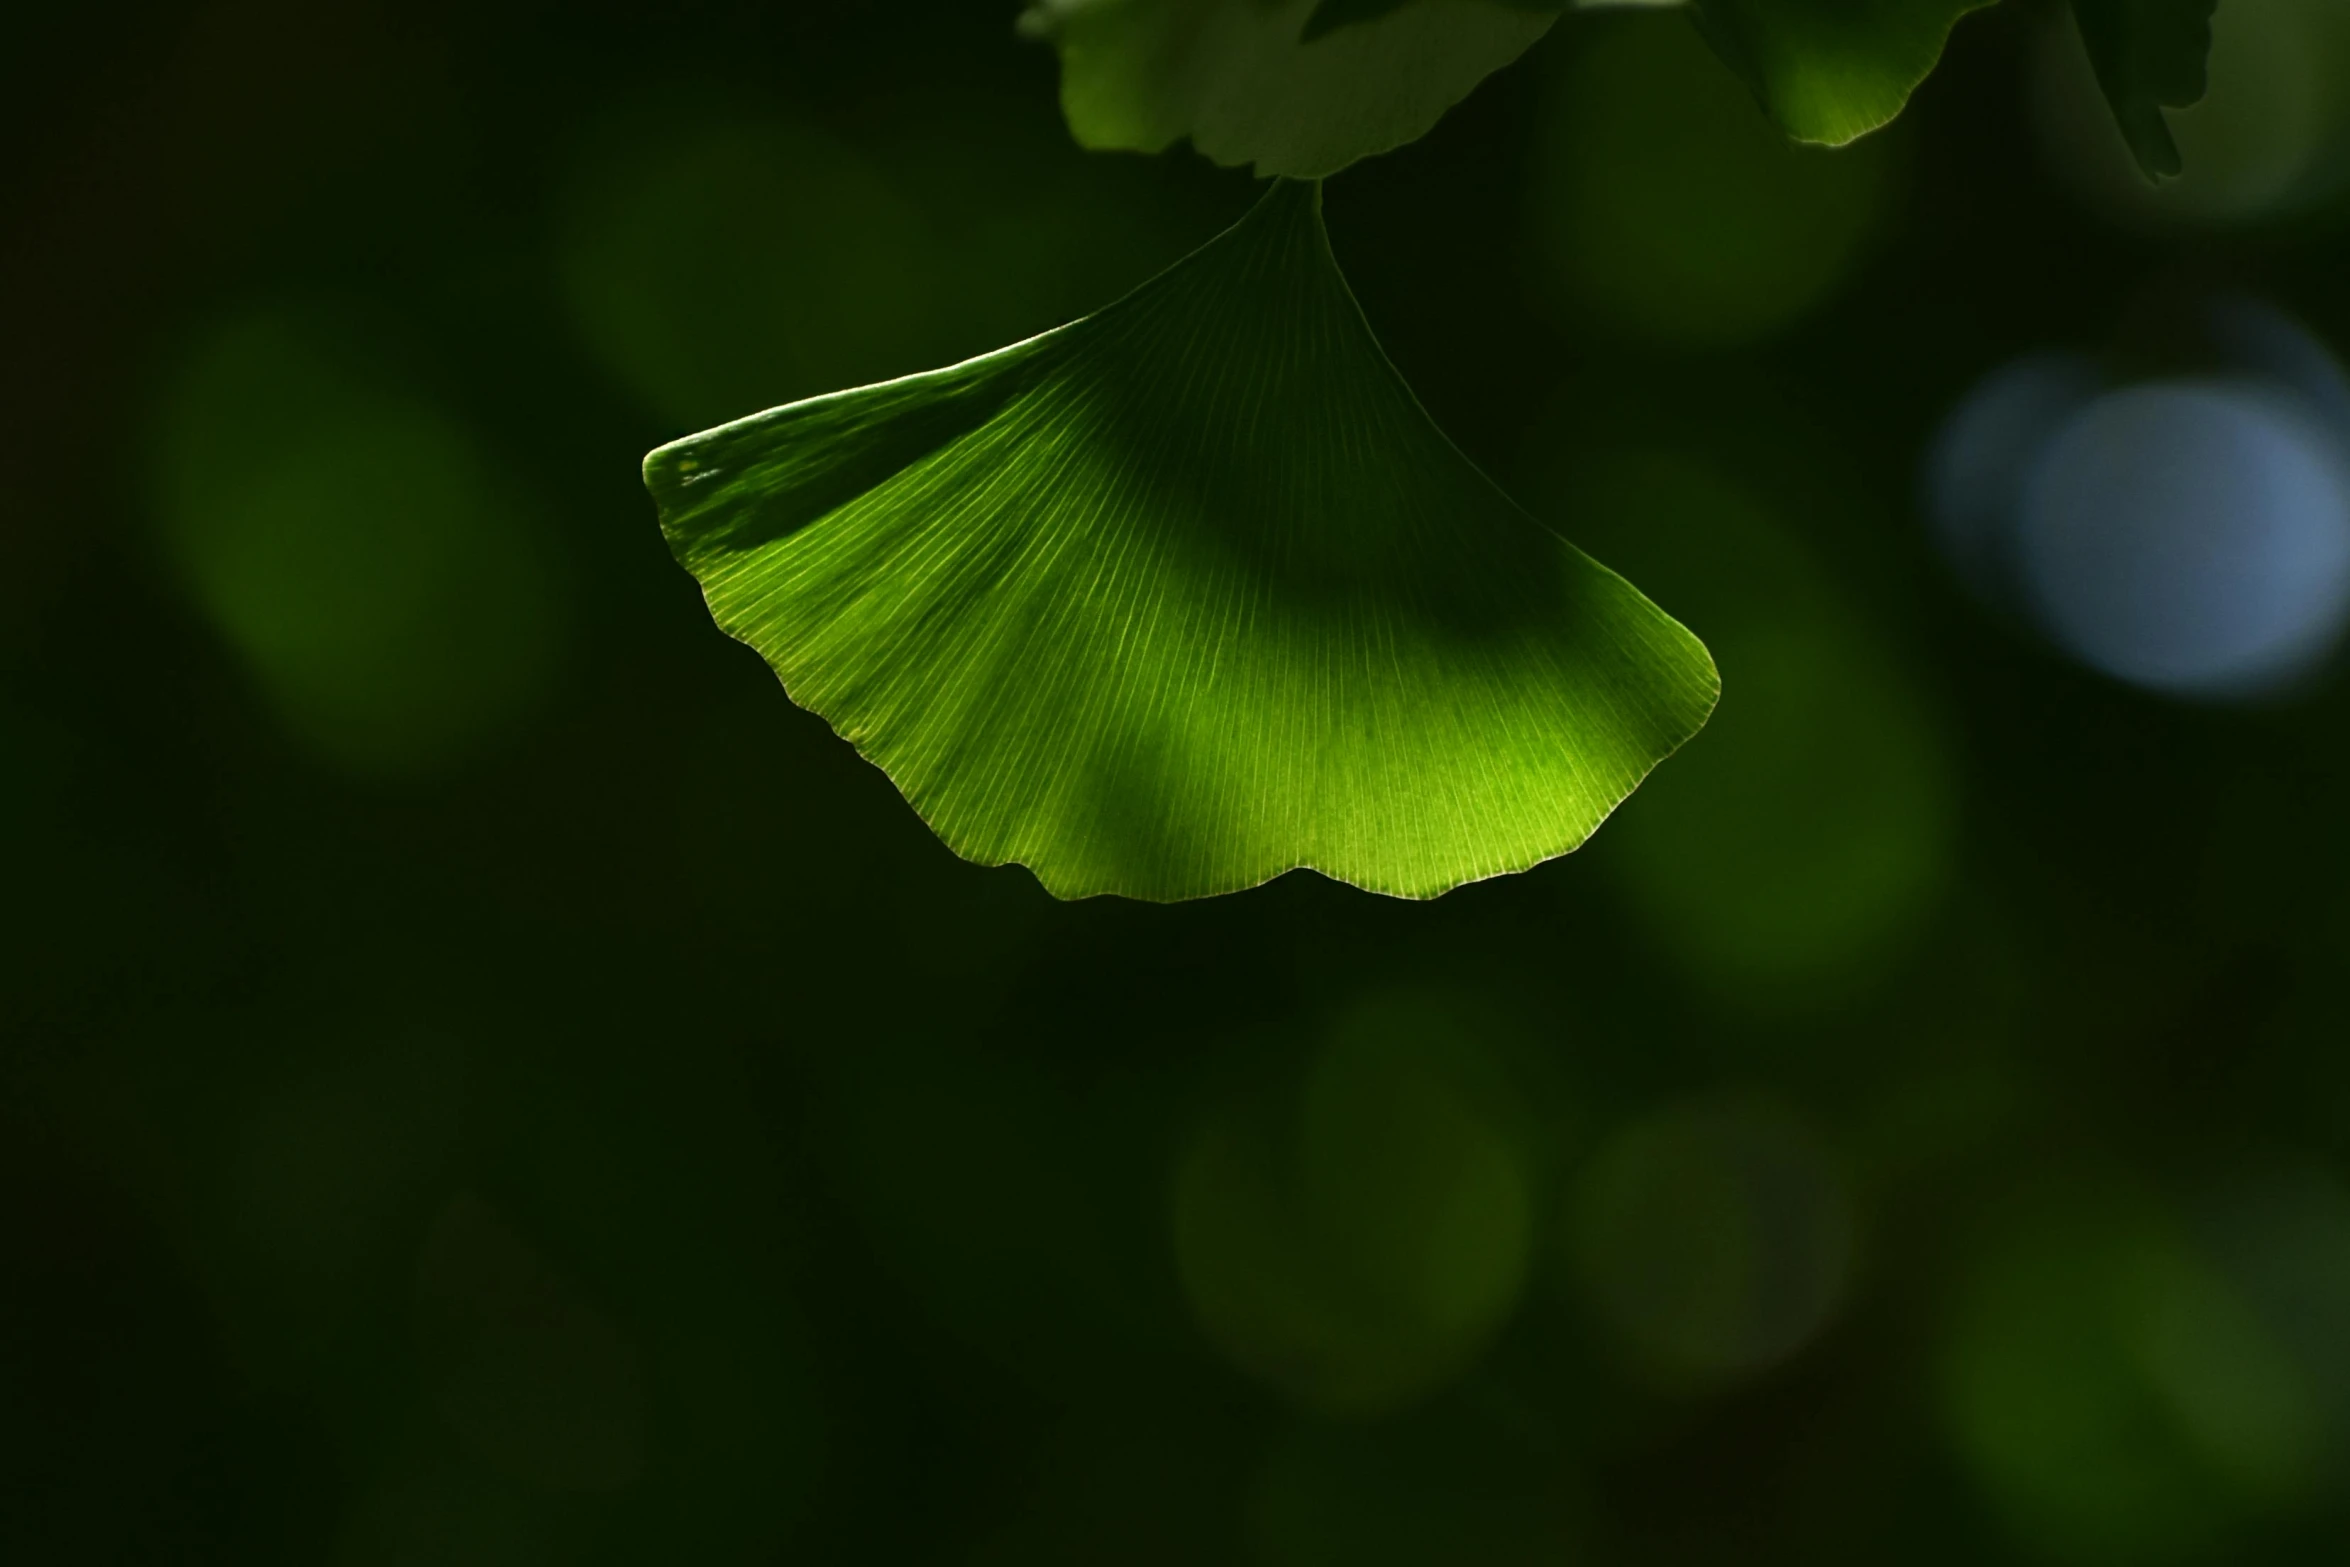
<box><xmin>9</xmin><ymin>1</ymin><xmax>2350</xmax><ymax>1562</ymax></box>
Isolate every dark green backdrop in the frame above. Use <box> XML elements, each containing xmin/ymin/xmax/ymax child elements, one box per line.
<box><xmin>8</xmin><ymin>1</ymin><xmax>2350</xmax><ymax>1562</ymax></box>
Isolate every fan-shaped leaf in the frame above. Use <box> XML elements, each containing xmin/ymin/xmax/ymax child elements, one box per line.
<box><xmin>2070</xmin><ymin>0</ymin><xmax>2217</xmax><ymax>180</ymax></box>
<box><xmin>645</xmin><ymin>181</ymin><xmax>1717</xmax><ymax>902</ymax></box>
<box><xmin>1690</xmin><ymin>0</ymin><xmax>1994</xmax><ymax>146</ymax></box>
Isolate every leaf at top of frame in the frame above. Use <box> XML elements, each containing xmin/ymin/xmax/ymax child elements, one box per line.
<box><xmin>2069</xmin><ymin>0</ymin><xmax>2218</xmax><ymax>180</ymax></box>
<box><xmin>1015</xmin><ymin>0</ymin><xmax>1565</xmax><ymax>179</ymax></box>
<box><xmin>1689</xmin><ymin>0</ymin><xmax>1996</xmax><ymax>147</ymax></box>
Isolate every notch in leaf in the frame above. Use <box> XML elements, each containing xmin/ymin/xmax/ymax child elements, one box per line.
<box><xmin>2070</xmin><ymin>0</ymin><xmax>2218</xmax><ymax>180</ymax></box>
<box><xmin>646</xmin><ymin>182</ymin><xmax>1717</xmax><ymax>902</ymax></box>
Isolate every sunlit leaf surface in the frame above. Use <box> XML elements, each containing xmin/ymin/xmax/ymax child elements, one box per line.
<box><xmin>2071</xmin><ymin>0</ymin><xmax>2218</xmax><ymax>178</ymax></box>
<box><xmin>1690</xmin><ymin>0</ymin><xmax>1995</xmax><ymax>145</ymax></box>
<box><xmin>646</xmin><ymin>181</ymin><xmax>1716</xmax><ymax>902</ymax></box>
<box><xmin>1016</xmin><ymin>0</ymin><xmax>1562</xmax><ymax>178</ymax></box>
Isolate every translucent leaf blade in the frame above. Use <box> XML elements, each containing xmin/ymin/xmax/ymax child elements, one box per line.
<box><xmin>647</xmin><ymin>182</ymin><xmax>1717</xmax><ymax>902</ymax></box>
<box><xmin>1691</xmin><ymin>0</ymin><xmax>1996</xmax><ymax>146</ymax></box>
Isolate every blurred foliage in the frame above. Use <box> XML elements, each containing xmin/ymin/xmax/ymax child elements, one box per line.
<box><xmin>560</xmin><ymin>109</ymin><xmax>937</xmax><ymax>431</ymax></box>
<box><xmin>1023</xmin><ymin>0</ymin><xmax>2205</xmax><ymax>180</ymax></box>
<box><xmin>2039</xmin><ymin>0</ymin><xmax>2350</xmax><ymax>225</ymax></box>
<box><xmin>1173</xmin><ymin>993</ymin><xmax>1542</xmax><ymax>1413</ymax></box>
<box><xmin>8</xmin><ymin>1</ymin><xmax>2350</xmax><ymax>1565</ymax></box>
<box><xmin>1939</xmin><ymin>1169</ymin><xmax>2335</xmax><ymax>1560</ymax></box>
<box><xmin>1019</xmin><ymin>0</ymin><xmax>1560</xmax><ymax>177</ymax></box>
<box><xmin>152</xmin><ymin>305</ymin><xmax>563</xmax><ymax>773</ymax></box>
<box><xmin>1526</xmin><ymin>15</ymin><xmax>1903</xmax><ymax>344</ymax></box>
<box><xmin>1690</xmin><ymin>0</ymin><xmax>1994</xmax><ymax>146</ymax></box>
<box><xmin>2072</xmin><ymin>0</ymin><xmax>2219</xmax><ymax>177</ymax></box>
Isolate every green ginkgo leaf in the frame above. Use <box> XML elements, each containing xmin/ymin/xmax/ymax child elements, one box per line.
<box><xmin>1015</xmin><ymin>0</ymin><xmax>1564</xmax><ymax>178</ymax></box>
<box><xmin>1690</xmin><ymin>0</ymin><xmax>1996</xmax><ymax>146</ymax></box>
<box><xmin>1302</xmin><ymin>0</ymin><xmax>1596</xmax><ymax>42</ymax></box>
<box><xmin>2069</xmin><ymin>0</ymin><xmax>2217</xmax><ymax>180</ymax></box>
<box><xmin>645</xmin><ymin>182</ymin><xmax>1716</xmax><ymax>902</ymax></box>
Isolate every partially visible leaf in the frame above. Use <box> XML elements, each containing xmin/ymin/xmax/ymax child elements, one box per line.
<box><xmin>1529</xmin><ymin>11</ymin><xmax>1901</xmax><ymax>345</ymax></box>
<box><xmin>1690</xmin><ymin>0</ymin><xmax>1996</xmax><ymax>146</ymax></box>
<box><xmin>2070</xmin><ymin>0</ymin><xmax>2218</xmax><ymax>179</ymax></box>
<box><xmin>645</xmin><ymin>181</ymin><xmax>1716</xmax><ymax>902</ymax></box>
<box><xmin>1304</xmin><ymin>0</ymin><xmax>1427</xmax><ymax>37</ymax></box>
<box><xmin>1303</xmin><ymin>0</ymin><xmax>1579</xmax><ymax>42</ymax></box>
<box><xmin>1016</xmin><ymin>0</ymin><xmax>1562</xmax><ymax>178</ymax></box>
<box><xmin>1306</xmin><ymin>0</ymin><xmax>1683</xmax><ymax>30</ymax></box>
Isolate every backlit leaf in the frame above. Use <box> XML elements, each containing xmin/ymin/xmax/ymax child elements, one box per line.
<box><xmin>645</xmin><ymin>182</ymin><xmax>1717</xmax><ymax>902</ymax></box>
<box><xmin>1690</xmin><ymin>0</ymin><xmax>1995</xmax><ymax>146</ymax></box>
<box><xmin>2070</xmin><ymin>0</ymin><xmax>2218</xmax><ymax>179</ymax></box>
